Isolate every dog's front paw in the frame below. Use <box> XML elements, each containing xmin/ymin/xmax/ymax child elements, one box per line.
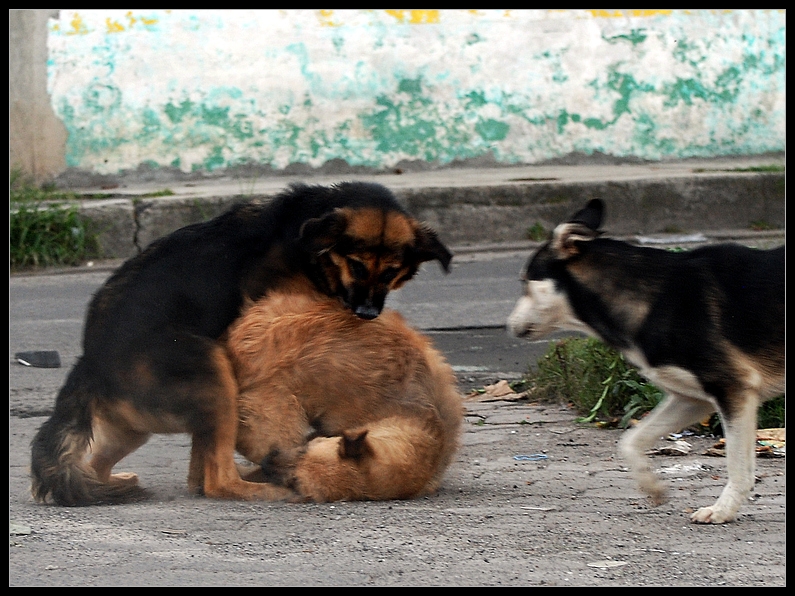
<box><xmin>690</xmin><ymin>505</ymin><xmax>737</xmax><ymax>524</ymax></box>
<box><xmin>260</xmin><ymin>449</ymin><xmax>297</xmax><ymax>486</ymax></box>
<box><xmin>634</xmin><ymin>473</ymin><xmax>667</xmax><ymax>506</ymax></box>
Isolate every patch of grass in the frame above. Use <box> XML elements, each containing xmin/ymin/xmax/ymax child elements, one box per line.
<box><xmin>759</xmin><ymin>395</ymin><xmax>786</xmax><ymax>429</ymax></box>
<box><xmin>692</xmin><ymin>164</ymin><xmax>784</xmax><ymax>173</ymax></box>
<box><xmin>526</xmin><ymin>222</ymin><xmax>547</xmax><ymax>241</ymax></box>
<box><xmin>524</xmin><ymin>337</ymin><xmax>664</xmax><ymax>427</ymax></box>
<box><xmin>140</xmin><ymin>188</ymin><xmax>175</xmax><ymax>198</ymax></box>
<box><xmin>10</xmin><ymin>170</ymin><xmax>80</xmax><ymax>203</ymax></box>
<box><xmin>523</xmin><ymin>337</ymin><xmax>785</xmax><ymax>432</ymax></box>
<box><xmin>10</xmin><ymin>202</ymin><xmax>99</xmax><ymax>270</ymax></box>
<box><xmin>749</xmin><ymin>220</ymin><xmax>776</xmax><ymax>231</ymax></box>
<box><xmin>10</xmin><ymin>171</ymin><xmax>99</xmax><ymax>270</ymax></box>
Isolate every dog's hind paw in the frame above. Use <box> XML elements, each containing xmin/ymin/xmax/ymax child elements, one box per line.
<box><xmin>690</xmin><ymin>505</ymin><xmax>737</xmax><ymax>524</ymax></box>
<box><xmin>108</xmin><ymin>472</ymin><xmax>139</xmax><ymax>487</ymax></box>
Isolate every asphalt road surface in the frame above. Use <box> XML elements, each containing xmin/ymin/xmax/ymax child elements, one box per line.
<box><xmin>9</xmin><ymin>250</ymin><xmax>786</xmax><ymax>586</ymax></box>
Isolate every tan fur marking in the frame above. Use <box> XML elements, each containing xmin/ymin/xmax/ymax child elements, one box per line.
<box><xmin>339</xmin><ymin>207</ymin><xmax>386</xmax><ymax>243</ymax></box>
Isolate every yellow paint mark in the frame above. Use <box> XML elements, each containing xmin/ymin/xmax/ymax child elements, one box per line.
<box><xmin>385</xmin><ymin>9</ymin><xmax>439</xmax><ymax>24</ymax></box>
<box><xmin>141</xmin><ymin>16</ymin><xmax>158</xmax><ymax>26</ymax></box>
<box><xmin>126</xmin><ymin>11</ymin><xmax>138</xmax><ymax>29</ymax></box>
<box><xmin>628</xmin><ymin>9</ymin><xmax>673</xmax><ymax>18</ymax></box>
<box><xmin>317</xmin><ymin>9</ymin><xmax>341</xmax><ymax>27</ymax></box>
<box><xmin>587</xmin><ymin>9</ymin><xmax>673</xmax><ymax>18</ymax></box>
<box><xmin>409</xmin><ymin>9</ymin><xmax>439</xmax><ymax>23</ymax></box>
<box><xmin>106</xmin><ymin>18</ymin><xmax>125</xmax><ymax>34</ymax></box>
<box><xmin>66</xmin><ymin>13</ymin><xmax>89</xmax><ymax>35</ymax></box>
<box><xmin>385</xmin><ymin>9</ymin><xmax>406</xmax><ymax>22</ymax></box>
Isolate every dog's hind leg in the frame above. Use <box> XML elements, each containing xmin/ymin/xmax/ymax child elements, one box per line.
<box><xmin>619</xmin><ymin>392</ymin><xmax>715</xmax><ymax>506</ymax></box>
<box><xmin>89</xmin><ymin>409</ymin><xmax>150</xmax><ymax>487</ymax></box>
<box><xmin>690</xmin><ymin>394</ymin><xmax>760</xmax><ymax>524</ymax></box>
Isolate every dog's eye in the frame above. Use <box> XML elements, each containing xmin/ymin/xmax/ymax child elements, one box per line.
<box><xmin>346</xmin><ymin>257</ymin><xmax>370</xmax><ymax>281</ymax></box>
<box><xmin>379</xmin><ymin>267</ymin><xmax>400</xmax><ymax>284</ymax></box>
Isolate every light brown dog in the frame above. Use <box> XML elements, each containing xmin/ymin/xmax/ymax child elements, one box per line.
<box><xmin>226</xmin><ymin>279</ymin><xmax>463</xmax><ymax>502</ymax></box>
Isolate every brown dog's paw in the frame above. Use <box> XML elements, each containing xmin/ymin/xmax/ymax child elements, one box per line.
<box><xmin>259</xmin><ymin>448</ymin><xmax>296</xmax><ymax>486</ymax></box>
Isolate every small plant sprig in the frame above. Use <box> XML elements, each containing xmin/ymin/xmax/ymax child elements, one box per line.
<box><xmin>10</xmin><ymin>169</ymin><xmax>99</xmax><ymax>270</ymax></box>
<box><xmin>523</xmin><ymin>337</ymin><xmax>784</xmax><ymax>432</ymax></box>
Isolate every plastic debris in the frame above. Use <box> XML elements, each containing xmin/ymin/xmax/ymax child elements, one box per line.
<box><xmin>9</xmin><ymin>522</ymin><xmax>32</xmax><ymax>536</ymax></box>
<box><xmin>14</xmin><ymin>350</ymin><xmax>61</xmax><ymax>368</ymax></box>
<box><xmin>647</xmin><ymin>439</ymin><xmax>692</xmax><ymax>456</ymax></box>
<box><xmin>513</xmin><ymin>453</ymin><xmax>548</xmax><ymax>461</ymax></box>
<box><xmin>588</xmin><ymin>560</ymin><xmax>628</xmax><ymax>569</ymax></box>
<box><xmin>465</xmin><ymin>379</ymin><xmax>529</xmax><ymax>402</ymax></box>
<box><xmin>705</xmin><ymin>428</ymin><xmax>785</xmax><ymax>458</ymax></box>
<box><xmin>658</xmin><ymin>461</ymin><xmax>711</xmax><ymax>475</ymax></box>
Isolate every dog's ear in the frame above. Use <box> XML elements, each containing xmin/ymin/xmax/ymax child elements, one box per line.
<box><xmin>299</xmin><ymin>209</ymin><xmax>348</xmax><ymax>253</ymax></box>
<box><xmin>551</xmin><ymin>200</ymin><xmax>604</xmax><ymax>258</ymax></box>
<box><xmin>568</xmin><ymin>198</ymin><xmax>604</xmax><ymax>231</ymax></box>
<box><xmin>412</xmin><ymin>224</ymin><xmax>453</xmax><ymax>273</ymax></box>
<box><xmin>339</xmin><ymin>429</ymin><xmax>371</xmax><ymax>461</ymax></box>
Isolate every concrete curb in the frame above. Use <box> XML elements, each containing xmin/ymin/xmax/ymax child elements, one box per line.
<box><xmin>63</xmin><ymin>159</ymin><xmax>785</xmax><ymax>259</ymax></box>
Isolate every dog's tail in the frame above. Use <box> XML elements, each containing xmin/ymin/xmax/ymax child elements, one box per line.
<box><xmin>30</xmin><ymin>360</ymin><xmax>147</xmax><ymax>506</ymax></box>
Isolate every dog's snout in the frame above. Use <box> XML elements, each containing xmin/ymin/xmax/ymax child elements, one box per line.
<box><xmin>354</xmin><ymin>304</ymin><xmax>380</xmax><ymax>320</ymax></box>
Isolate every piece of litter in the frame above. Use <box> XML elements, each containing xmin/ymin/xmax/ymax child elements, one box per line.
<box><xmin>9</xmin><ymin>522</ymin><xmax>32</xmax><ymax>536</ymax></box>
<box><xmin>465</xmin><ymin>379</ymin><xmax>530</xmax><ymax>402</ymax></box>
<box><xmin>658</xmin><ymin>461</ymin><xmax>710</xmax><ymax>475</ymax></box>
<box><xmin>668</xmin><ymin>430</ymin><xmax>695</xmax><ymax>439</ymax></box>
<box><xmin>588</xmin><ymin>560</ymin><xmax>628</xmax><ymax>569</ymax></box>
<box><xmin>705</xmin><ymin>430</ymin><xmax>786</xmax><ymax>458</ymax></box>
<box><xmin>514</xmin><ymin>453</ymin><xmax>548</xmax><ymax>461</ymax></box>
<box><xmin>14</xmin><ymin>350</ymin><xmax>61</xmax><ymax>368</ymax></box>
<box><xmin>648</xmin><ymin>439</ymin><xmax>692</xmax><ymax>456</ymax></box>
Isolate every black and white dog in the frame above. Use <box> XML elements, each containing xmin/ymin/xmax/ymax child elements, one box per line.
<box><xmin>507</xmin><ymin>199</ymin><xmax>785</xmax><ymax>523</ymax></box>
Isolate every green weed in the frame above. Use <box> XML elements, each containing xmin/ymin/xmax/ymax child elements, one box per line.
<box><xmin>526</xmin><ymin>222</ymin><xmax>547</xmax><ymax>241</ymax></box>
<box><xmin>525</xmin><ymin>337</ymin><xmax>663</xmax><ymax>426</ymax></box>
<box><xmin>140</xmin><ymin>188</ymin><xmax>175</xmax><ymax>198</ymax></box>
<box><xmin>692</xmin><ymin>164</ymin><xmax>784</xmax><ymax>173</ymax></box>
<box><xmin>523</xmin><ymin>337</ymin><xmax>785</xmax><ymax>432</ymax></box>
<box><xmin>749</xmin><ymin>220</ymin><xmax>776</xmax><ymax>231</ymax></box>
<box><xmin>10</xmin><ymin>202</ymin><xmax>99</xmax><ymax>270</ymax></box>
<box><xmin>10</xmin><ymin>171</ymin><xmax>99</xmax><ymax>270</ymax></box>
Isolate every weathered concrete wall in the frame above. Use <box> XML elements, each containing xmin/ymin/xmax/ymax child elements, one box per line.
<box><xmin>9</xmin><ymin>10</ymin><xmax>69</xmax><ymax>184</ymax></box>
<box><xmin>11</xmin><ymin>9</ymin><xmax>787</xmax><ymax>183</ymax></box>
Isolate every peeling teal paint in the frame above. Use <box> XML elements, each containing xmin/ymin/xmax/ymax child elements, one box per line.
<box><xmin>165</xmin><ymin>100</ymin><xmax>194</xmax><ymax>124</ymax></box>
<box><xmin>47</xmin><ymin>9</ymin><xmax>786</xmax><ymax>174</ymax></box>
<box><xmin>603</xmin><ymin>29</ymin><xmax>648</xmax><ymax>45</ymax></box>
<box><xmin>475</xmin><ymin>119</ymin><xmax>509</xmax><ymax>142</ymax></box>
<box><xmin>203</xmin><ymin>146</ymin><xmax>225</xmax><ymax>170</ymax></box>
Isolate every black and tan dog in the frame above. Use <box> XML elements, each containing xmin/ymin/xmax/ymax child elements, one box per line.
<box><xmin>507</xmin><ymin>199</ymin><xmax>784</xmax><ymax>523</ymax></box>
<box><xmin>227</xmin><ymin>279</ymin><xmax>463</xmax><ymax>502</ymax></box>
<box><xmin>31</xmin><ymin>182</ymin><xmax>452</xmax><ymax>506</ymax></box>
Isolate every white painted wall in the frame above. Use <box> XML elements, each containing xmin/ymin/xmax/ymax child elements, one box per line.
<box><xmin>45</xmin><ymin>9</ymin><xmax>786</xmax><ymax>176</ymax></box>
